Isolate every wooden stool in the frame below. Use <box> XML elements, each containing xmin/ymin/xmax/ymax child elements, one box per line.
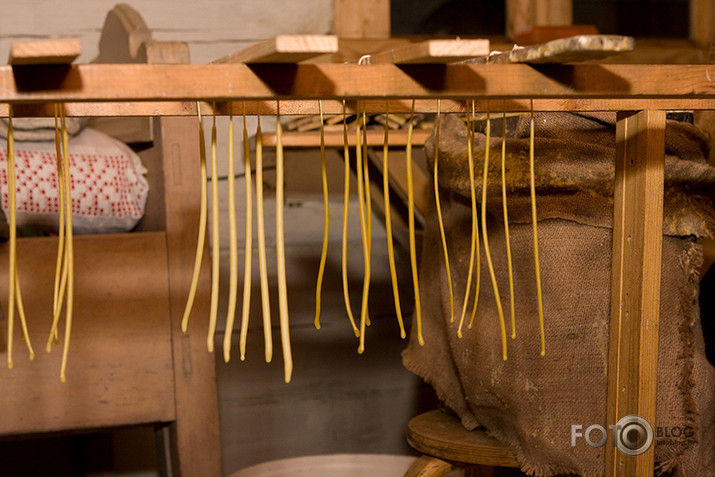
<box><xmin>405</xmin><ymin>410</ymin><xmax>522</xmax><ymax>476</ymax></box>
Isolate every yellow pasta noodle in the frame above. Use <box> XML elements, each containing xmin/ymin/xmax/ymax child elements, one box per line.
<box><xmin>223</xmin><ymin>108</ymin><xmax>238</xmax><ymax>363</ymax></box>
<box><xmin>275</xmin><ymin>103</ymin><xmax>293</xmax><ymax>382</ymax></box>
<box><xmin>406</xmin><ymin>101</ymin><xmax>424</xmax><ymax>346</ymax></box>
<box><xmin>59</xmin><ymin>109</ymin><xmax>74</xmax><ymax>382</ymax></box>
<box><xmin>314</xmin><ymin>100</ymin><xmax>329</xmax><ymax>330</ymax></box>
<box><xmin>49</xmin><ymin>104</ymin><xmax>66</xmax><ymax>349</ymax></box>
<box><xmin>340</xmin><ymin>101</ymin><xmax>359</xmax><ymax>337</ymax></box>
<box><xmin>432</xmin><ymin>100</ymin><xmax>455</xmax><ymax>323</ymax></box>
<box><xmin>5</xmin><ymin>107</ymin><xmax>16</xmax><ymax>368</ymax></box>
<box><xmin>255</xmin><ymin>108</ymin><xmax>274</xmax><ymax>363</ymax></box>
<box><xmin>207</xmin><ymin>108</ymin><xmax>220</xmax><ymax>353</ymax></box>
<box><xmin>501</xmin><ymin>109</ymin><xmax>516</xmax><ymax>339</ymax></box>
<box><xmin>529</xmin><ymin>101</ymin><xmax>546</xmax><ymax>356</ymax></box>
<box><xmin>239</xmin><ymin>104</ymin><xmax>253</xmax><ymax>361</ymax></box>
<box><xmin>478</xmin><ymin>109</ymin><xmax>508</xmax><ymax>361</ymax></box>
<box><xmin>355</xmin><ymin>110</ymin><xmax>371</xmax><ymax>353</ymax></box>
<box><xmin>361</xmin><ymin>109</ymin><xmax>372</xmax><ymax>329</ymax></box>
<box><xmin>457</xmin><ymin>101</ymin><xmax>479</xmax><ymax>338</ymax></box>
<box><xmin>181</xmin><ymin>102</ymin><xmax>208</xmax><ymax>334</ymax></box>
<box><xmin>382</xmin><ymin>103</ymin><xmax>406</xmax><ymax>338</ymax></box>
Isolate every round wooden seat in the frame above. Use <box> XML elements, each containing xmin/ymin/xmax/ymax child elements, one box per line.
<box><xmin>405</xmin><ymin>410</ymin><xmax>520</xmax><ymax>476</ymax></box>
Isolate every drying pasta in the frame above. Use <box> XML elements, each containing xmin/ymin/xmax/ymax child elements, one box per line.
<box><xmin>207</xmin><ymin>108</ymin><xmax>220</xmax><ymax>353</ymax></box>
<box><xmin>529</xmin><ymin>101</ymin><xmax>546</xmax><ymax>356</ymax></box>
<box><xmin>355</xmin><ymin>110</ymin><xmax>371</xmax><ymax>353</ymax></box>
<box><xmin>457</xmin><ymin>101</ymin><xmax>479</xmax><ymax>339</ymax></box>
<box><xmin>255</xmin><ymin>108</ymin><xmax>273</xmax><ymax>363</ymax></box>
<box><xmin>58</xmin><ymin>109</ymin><xmax>75</xmax><ymax>383</ymax></box>
<box><xmin>239</xmin><ymin>105</ymin><xmax>253</xmax><ymax>361</ymax></box>
<box><xmin>275</xmin><ymin>103</ymin><xmax>293</xmax><ymax>383</ymax></box>
<box><xmin>49</xmin><ymin>104</ymin><xmax>66</xmax><ymax>349</ymax></box>
<box><xmin>340</xmin><ymin>101</ymin><xmax>359</xmax><ymax>337</ymax></box>
<box><xmin>406</xmin><ymin>100</ymin><xmax>424</xmax><ymax>346</ymax></box>
<box><xmin>361</xmin><ymin>108</ymin><xmax>372</xmax><ymax>329</ymax></box>
<box><xmin>382</xmin><ymin>103</ymin><xmax>406</xmax><ymax>339</ymax></box>
<box><xmin>432</xmin><ymin>100</ymin><xmax>455</xmax><ymax>323</ymax></box>
<box><xmin>501</xmin><ymin>109</ymin><xmax>516</xmax><ymax>339</ymax></box>
<box><xmin>314</xmin><ymin>100</ymin><xmax>329</xmax><ymax>330</ymax></box>
<box><xmin>478</xmin><ymin>109</ymin><xmax>508</xmax><ymax>361</ymax></box>
<box><xmin>223</xmin><ymin>108</ymin><xmax>238</xmax><ymax>363</ymax></box>
<box><xmin>181</xmin><ymin>102</ymin><xmax>208</xmax><ymax>334</ymax></box>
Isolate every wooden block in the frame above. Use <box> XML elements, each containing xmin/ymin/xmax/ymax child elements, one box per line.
<box><xmin>9</xmin><ymin>39</ymin><xmax>81</xmax><ymax>66</ymax></box>
<box><xmin>213</xmin><ymin>35</ymin><xmax>338</xmax><ymax>64</ymax></box>
<box><xmin>605</xmin><ymin>110</ymin><xmax>665</xmax><ymax>477</ymax></box>
<box><xmin>370</xmin><ymin>39</ymin><xmax>490</xmax><ymax>64</ymax></box>
<box><xmin>470</xmin><ymin>35</ymin><xmax>633</xmax><ymax>64</ymax></box>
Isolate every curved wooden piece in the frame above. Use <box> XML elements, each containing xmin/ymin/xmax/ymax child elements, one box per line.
<box><xmin>405</xmin><ymin>455</ymin><xmax>457</xmax><ymax>477</ymax></box>
<box><xmin>406</xmin><ymin>410</ymin><xmax>520</xmax><ymax>468</ymax></box>
<box><xmin>97</xmin><ymin>3</ymin><xmax>151</xmax><ymax>64</ymax></box>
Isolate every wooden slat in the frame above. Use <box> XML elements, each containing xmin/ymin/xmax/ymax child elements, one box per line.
<box><xmin>0</xmin><ymin>233</ymin><xmax>175</xmax><ymax>435</ymax></box>
<box><xmin>8</xmin><ymin>39</ymin><xmax>81</xmax><ymax>66</ymax></box>
<box><xmin>261</xmin><ymin>128</ymin><xmax>431</xmax><ymax>147</ymax></box>
<box><xmin>0</xmin><ymin>63</ymin><xmax>712</xmax><ymax>103</ymax></box>
<box><xmin>3</xmin><ymin>97</ymin><xmax>715</xmax><ymax>118</ymax></box>
<box><xmin>691</xmin><ymin>0</ymin><xmax>715</xmax><ymax>48</ymax></box>
<box><xmin>605</xmin><ymin>110</ymin><xmax>665</xmax><ymax>477</ymax></box>
<box><xmin>370</xmin><ymin>39</ymin><xmax>490</xmax><ymax>64</ymax></box>
<box><xmin>469</xmin><ymin>35</ymin><xmax>633</xmax><ymax>64</ymax></box>
<box><xmin>213</xmin><ymin>35</ymin><xmax>338</xmax><ymax>64</ymax></box>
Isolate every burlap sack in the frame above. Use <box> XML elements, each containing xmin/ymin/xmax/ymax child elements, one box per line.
<box><xmin>402</xmin><ymin>112</ymin><xmax>715</xmax><ymax>476</ymax></box>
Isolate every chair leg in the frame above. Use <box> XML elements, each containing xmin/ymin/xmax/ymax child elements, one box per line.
<box><xmin>406</xmin><ymin>455</ymin><xmax>458</xmax><ymax>477</ymax></box>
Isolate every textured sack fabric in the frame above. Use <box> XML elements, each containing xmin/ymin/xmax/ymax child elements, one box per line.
<box><xmin>402</xmin><ymin>112</ymin><xmax>715</xmax><ymax>476</ymax></box>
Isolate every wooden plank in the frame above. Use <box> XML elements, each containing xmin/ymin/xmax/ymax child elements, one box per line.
<box><xmin>514</xmin><ymin>25</ymin><xmax>599</xmax><ymax>45</ymax></box>
<box><xmin>8</xmin><ymin>39</ymin><xmax>81</xmax><ymax>66</ymax></box>
<box><xmin>333</xmin><ymin>0</ymin><xmax>390</xmax><ymax>39</ymax></box>
<box><xmin>406</xmin><ymin>410</ymin><xmax>520</xmax><ymax>468</ymax></box>
<box><xmin>213</xmin><ymin>35</ymin><xmax>338</xmax><ymax>64</ymax></box>
<box><xmin>0</xmin><ymin>233</ymin><xmax>175</xmax><ymax>435</ymax></box>
<box><xmin>370</xmin><ymin>39</ymin><xmax>490</xmax><ymax>64</ymax></box>
<box><xmin>469</xmin><ymin>35</ymin><xmax>633</xmax><ymax>64</ymax></box>
<box><xmin>261</xmin><ymin>128</ymin><xmax>431</xmax><ymax>147</ymax></box>
<box><xmin>605</xmin><ymin>110</ymin><xmax>665</xmax><ymax>477</ymax></box>
<box><xmin>3</xmin><ymin>97</ymin><xmax>715</xmax><ymax>118</ymax></box>
<box><xmin>158</xmin><ymin>114</ymin><xmax>222</xmax><ymax>477</ymax></box>
<box><xmin>0</xmin><ymin>64</ymin><xmax>712</xmax><ymax>104</ymax></box>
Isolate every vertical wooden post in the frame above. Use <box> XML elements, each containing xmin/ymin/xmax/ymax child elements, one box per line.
<box><xmin>605</xmin><ymin>110</ymin><xmax>665</xmax><ymax>477</ymax></box>
<box><xmin>690</xmin><ymin>0</ymin><xmax>715</xmax><ymax>49</ymax></box>
<box><xmin>333</xmin><ymin>0</ymin><xmax>390</xmax><ymax>38</ymax></box>
<box><xmin>505</xmin><ymin>0</ymin><xmax>572</xmax><ymax>39</ymax></box>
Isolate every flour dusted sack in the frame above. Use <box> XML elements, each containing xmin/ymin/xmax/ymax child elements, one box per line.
<box><xmin>402</xmin><ymin>112</ymin><xmax>715</xmax><ymax>476</ymax></box>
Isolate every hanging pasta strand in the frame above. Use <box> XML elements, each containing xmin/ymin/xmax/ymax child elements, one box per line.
<box><xmin>5</xmin><ymin>106</ymin><xmax>15</xmax><ymax>369</ymax></box>
<box><xmin>206</xmin><ymin>107</ymin><xmax>221</xmax><ymax>353</ymax></box>
<box><xmin>529</xmin><ymin>100</ymin><xmax>546</xmax><ymax>356</ymax></box>
<box><xmin>275</xmin><ymin>102</ymin><xmax>293</xmax><ymax>382</ymax></box>
<box><xmin>314</xmin><ymin>100</ymin><xmax>329</xmax><ymax>330</ymax></box>
<box><xmin>239</xmin><ymin>104</ymin><xmax>253</xmax><ymax>361</ymax></box>
<box><xmin>180</xmin><ymin>102</ymin><xmax>208</xmax><ymax>334</ymax></box>
<box><xmin>361</xmin><ymin>108</ymin><xmax>372</xmax><ymax>329</ymax></box>
<box><xmin>406</xmin><ymin>100</ymin><xmax>424</xmax><ymax>346</ymax></box>
<box><xmin>340</xmin><ymin>101</ymin><xmax>359</xmax><ymax>337</ymax></box>
<box><xmin>457</xmin><ymin>101</ymin><xmax>479</xmax><ymax>338</ymax></box>
<box><xmin>432</xmin><ymin>100</ymin><xmax>455</xmax><ymax>323</ymax></box>
<box><xmin>382</xmin><ymin>102</ymin><xmax>406</xmax><ymax>339</ymax></box>
<box><xmin>355</xmin><ymin>107</ymin><xmax>371</xmax><ymax>353</ymax></box>
<box><xmin>58</xmin><ymin>108</ymin><xmax>74</xmax><ymax>382</ymax></box>
<box><xmin>48</xmin><ymin>104</ymin><xmax>66</xmax><ymax>349</ymax></box>
<box><xmin>223</xmin><ymin>107</ymin><xmax>238</xmax><ymax>363</ymax></box>
<box><xmin>477</xmin><ymin>108</ymin><xmax>508</xmax><ymax>360</ymax></box>
<box><xmin>501</xmin><ymin>108</ymin><xmax>516</xmax><ymax>339</ymax></box>
<box><xmin>255</xmin><ymin>107</ymin><xmax>273</xmax><ymax>363</ymax></box>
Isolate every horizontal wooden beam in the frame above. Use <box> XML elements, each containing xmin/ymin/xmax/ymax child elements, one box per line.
<box><xmin>0</xmin><ymin>63</ymin><xmax>711</xmax><ymax>101</ymax></box>
<box><xmin>261</xmin><ymin>128</ymin><xmax>431</xmax><ymax>147</ymax></box>
<box><xmin>2</xmin><ymin>98</ymin><xmax>714</xmax><ymax>118</ymax></box>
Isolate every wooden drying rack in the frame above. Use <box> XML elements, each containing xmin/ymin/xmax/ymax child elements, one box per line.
<box><xmin>1</xmin><ymin>31</ymin><xmax>714</xmax><ymax>477</ymax></box>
